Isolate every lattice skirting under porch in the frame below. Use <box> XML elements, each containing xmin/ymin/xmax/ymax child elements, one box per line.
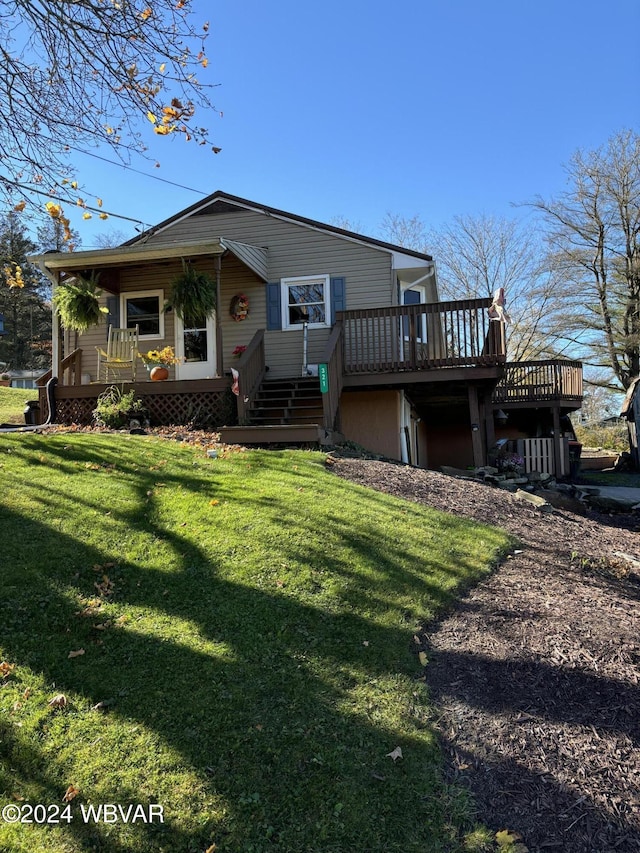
<box><xmin>44</xmin><ymin>388</ymin><xmax>237</xmax><ymax>429</ymax></box>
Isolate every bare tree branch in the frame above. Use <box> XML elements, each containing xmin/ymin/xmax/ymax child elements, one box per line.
<box><xmin>0</xmin><ymin>0</ymin><xmax>219</xmax><ymax>216</ymax></box>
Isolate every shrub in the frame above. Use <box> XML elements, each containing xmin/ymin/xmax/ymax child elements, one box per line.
<box><xmin>93</xmin><ymin>385</ymin><xmax>147</xmax><ymax>429</ymax></box>
<box><xmin>574</xmin><ymin>421</ymin><xmax>628</xmax><ymax>453</ymax></box>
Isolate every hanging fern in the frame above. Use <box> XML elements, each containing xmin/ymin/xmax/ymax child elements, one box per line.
<box><xmin>165</xmin><ymin>260</ymin><xmax>217</xmax><ymax>323</ymax></box>
<box><xmin>53</xmin><ymin>273</ymin><xmax>106</xmax><ymax>332</ymax></box>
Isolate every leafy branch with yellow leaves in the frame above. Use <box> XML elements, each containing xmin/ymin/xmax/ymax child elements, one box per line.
<box><xmin>0</xmin><ymin>0</ymin><xmax>220</xmax><ymax>229</ymax></box>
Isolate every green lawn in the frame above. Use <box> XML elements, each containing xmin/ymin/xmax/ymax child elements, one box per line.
<box><xmin>0</xmin><ymin>434</ymin><xmax>512</xmax><ymax>853</ymax></box>
<box><xmin>580</xmin><ymin>470</ymin><xmax>640</xmax><ymax>488</ymax></box>
<box><xmin>0</xmin><ymin>387</ymin><xmax>33</xmax><ymax>424</ymax></box>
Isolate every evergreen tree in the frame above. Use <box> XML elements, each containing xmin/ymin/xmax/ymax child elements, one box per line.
<box><xmin>0</xmin><ymin>212</ymin><xmax>51</xmax><ymax>369</ymax></box>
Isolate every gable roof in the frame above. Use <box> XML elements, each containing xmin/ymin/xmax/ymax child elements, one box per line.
<box><xmin>128</xmin><ymin>190</ymin><xmax>434</xmax><ymax>263</ymax></box>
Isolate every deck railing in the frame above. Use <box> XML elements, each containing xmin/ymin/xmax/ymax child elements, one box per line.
<box><xmin>36</xmin><ymin>348</ymin><xmax>83</xmax><ymax>387</ymax></box>
<box><xmin>339</xmin><ymin>297</ymin><xmax>505</xmax><ymax>374</ymax></box>
<box><xmin>321</xmin><ymin>321</ymin><xmax>344</xmax><ymax>431</ymax></box>
<box><xmin>492</xmin><ymin>359</ymin><xmax>583</xmax><ymax>404</ymax></box>
<box><xmin>235</xmin><ymin>329</ymin><xmax>266</xmax><ymax>424</ymax></box>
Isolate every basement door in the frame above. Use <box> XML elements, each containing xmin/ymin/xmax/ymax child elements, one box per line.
<box><xmin>175</xmin><ymin>313</ymin><xmax>217</xmax><ymax>380</ymax></box>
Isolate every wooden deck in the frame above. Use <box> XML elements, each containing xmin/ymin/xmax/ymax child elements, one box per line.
<box><xmin>340</xmin><ymin>297</ymin><xmax>506</xmax><ymax>375</ymax></box>
<box><xmin>38</xmin><ymin>377</ymin><xmax>234</xmax><ymax>428</ymax></box>
<box><xmin>492</xmin><ymin>360</ymin><xmax>583</xmax><ymax>408</ymax></box>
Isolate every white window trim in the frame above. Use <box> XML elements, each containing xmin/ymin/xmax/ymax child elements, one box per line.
<box><xmin>281</xmin><ymin>274</ymin><xmax>331</xmax><ymax>331</ymax></box>
<box><xmin>121</xmin><ymin>289</ymin><xmax>164</xmax><ymax>341</ymax></box>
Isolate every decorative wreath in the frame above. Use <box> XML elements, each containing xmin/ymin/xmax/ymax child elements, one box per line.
<box><xmin>230</xmin><ymin>293</ymin><xmax>249</xmax><ymax>322</ymax></box>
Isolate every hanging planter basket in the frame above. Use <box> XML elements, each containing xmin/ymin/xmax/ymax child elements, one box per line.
<box><xmin>53</xmin><ymin>273</ymin><xmax>107</xmax><ymax>331</ymax></box>
<box><xmin>165</xmin><ymin>260</ymin><xmax>216</xmax><ymax>322</ymax></box>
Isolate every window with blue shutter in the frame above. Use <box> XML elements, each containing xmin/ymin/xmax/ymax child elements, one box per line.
<box><xmin>330</xmin><ymin>277</ymin><xmax>345</xmax><ymax>324</ymax></box>
<box><xmin>266</xmin><ymin>283</ymin><xmax>282</xmax><ymax>330</ymax></box>
<box><xmin>105</xmin><ymin>295</ymin><xmax>119</xmax><ymax>339</ymax></box>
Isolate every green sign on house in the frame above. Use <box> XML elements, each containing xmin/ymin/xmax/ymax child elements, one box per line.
<box><xmin>318</xmin><ymin>363</ymin><xmax>329</xmax><ymax>394</ymax></box>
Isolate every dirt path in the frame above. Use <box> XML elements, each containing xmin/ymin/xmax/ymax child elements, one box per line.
<box><xmin>331</xmin><ymin>458</ymin><xmax>640</xmax><ymax>853</ymax></box>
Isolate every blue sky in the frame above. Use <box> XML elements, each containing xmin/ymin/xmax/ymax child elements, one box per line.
<box><xmin>68</xmin><ymin>0</ymin><xmax>640</xmax><ymax>248</ymax></box>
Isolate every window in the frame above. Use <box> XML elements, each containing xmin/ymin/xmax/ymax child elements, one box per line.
<box><xmin>121</xmin><ymin>290</ymin><xmax>164</xmax><ymax>340</ymax></box>
<box><xmin>402</xmin><ymin>287</ymin><xmax>427</xmax><ymax>342</ymax></box>
<box><xmin>281</xmin><ymin>275</ymin><xmax>330</xmax><ymax>330</ymax></box>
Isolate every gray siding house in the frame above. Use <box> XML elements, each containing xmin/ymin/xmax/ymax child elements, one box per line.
<box><xmin>34</xmin><ymin>191</ymin><xmax>581</xmax><ymax>470</ymax></box>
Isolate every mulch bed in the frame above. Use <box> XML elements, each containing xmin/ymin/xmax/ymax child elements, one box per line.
<box><xmin>330</xmin><ymin>457</ymin><xmax>640</xmax><ymax>853</ymax></box>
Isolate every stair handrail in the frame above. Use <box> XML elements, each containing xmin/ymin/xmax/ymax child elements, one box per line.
<box><xmin>36</xmin><ymin>348</ymin><xmax>83</xmax><ymax>387</ymax></box>
<box><xmin>234</xmin><ymin>329</ymin><xmax>266</xmax><ymax>424</ymax></box>
<box><xmin>320</xmin><ymin>321</ymin><xmax>344</xmax><ymax>432</ymax></box>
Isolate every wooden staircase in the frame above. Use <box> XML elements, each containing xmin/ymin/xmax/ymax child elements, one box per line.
<box><xmin>248</xmin><ymin>377</ymin><xmax>324</xmax><ymax>426</ymax></box>
<box><xmin>219</xmin><ymin>376</ymin><xmax>339</xmax><ymax>446</ymax></box>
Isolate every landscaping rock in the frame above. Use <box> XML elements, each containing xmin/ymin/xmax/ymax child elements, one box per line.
<box><xmin>584</xmin><ymin>494</ymin><xmax>639</xmax><ymax>512</ymax></box>
<box><xmin>439</xmin><ymin>465</ymin><xmax>477</xmax><ymax>479</ymax></box>
<box><xmin>514</xmin><ymin>489</ymin><xmax>554</xmax><ymax>512</ymax></box>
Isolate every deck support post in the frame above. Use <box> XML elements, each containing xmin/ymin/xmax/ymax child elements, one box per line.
<box><xmin>468</xmin><ymin>385</ymin><xmax>484</xmax><ymax>468</ymax></box>
<box><xmin>552</xmin><ymin>405</ymin><xmax>563</xmax><ymax>478</ymax></box>
<box><xmin>482</xmin><ymin>393</ymin><xmax>495</xmax><ymax>456</ymax></box>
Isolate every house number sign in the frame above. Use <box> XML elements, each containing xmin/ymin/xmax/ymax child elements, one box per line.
<box><xmin>318</xmin><ymin>363</ymin><xmax>329</xmax><ymax>394</ymax></box>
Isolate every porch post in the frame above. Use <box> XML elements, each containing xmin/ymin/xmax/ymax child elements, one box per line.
<box><xmin>468</xmin><ymin>385</ymin><xmax>484</xmax><ymax>468</ymax></box>
<box><xmin>215</xmin><ymin>255</ymin><xmax>223</xmax><ymax>377</ymax></box>
<box><xmin>51</xmin><ymin>272</ymin><xmax>62</xmax><ymax>380</ymax></box>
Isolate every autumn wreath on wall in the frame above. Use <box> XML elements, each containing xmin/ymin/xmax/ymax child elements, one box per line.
<box><xmin>230</xmin><ymin>293</ymin><xmax>249</xmax><ymax>321</ymax></box>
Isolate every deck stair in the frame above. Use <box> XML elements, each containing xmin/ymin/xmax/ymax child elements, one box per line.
<box><xmin>248</xmin><ymin>377</ymin><xmax>324</xmax><ymax>426</ymax></box>
<box><xmin>218</xmin><ymin>376</ymin><xmax>340</xmax><ymax>446</ymax></box>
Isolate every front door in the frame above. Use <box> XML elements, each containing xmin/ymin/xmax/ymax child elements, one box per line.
<box><xmin>175</xmin><ymin>312</ymin><xmax>217</xmax><ymax>380</ymax></box>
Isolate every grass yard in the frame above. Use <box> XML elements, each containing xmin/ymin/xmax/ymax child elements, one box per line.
<box><xmin>0</xmin><ymin>387</ymin><xmax>33</xmax><ymax>424</ymax></box>
<box><xmin>0</xmin><ymin>434</ymin><xmax>511</xmax><ymax>853</ymax></box>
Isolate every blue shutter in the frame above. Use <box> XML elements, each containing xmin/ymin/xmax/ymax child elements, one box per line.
<box><xmin>106</xmin><ymin>296</ymin><xmax>120</xmax><ymax>339</ymax></box>
<box><xmin>330</xmin><ymin>277</ymin><xmax>345</xmax><ymax>324</ymax></box>
<box><xmin>266</xmin><ymin>282</ymin><xmax>282</xmax><ymax>330</ymax></box>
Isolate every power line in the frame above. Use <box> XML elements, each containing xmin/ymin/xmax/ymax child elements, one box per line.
<box><xmin>65</xmin><ymin>145</ymin><xmax>208</xmax><ymax>196</ymax></box>
<box><xmin>0</xmin><ymin>174</ymin><xmax>153</xmax><ymax>229</ymax></box>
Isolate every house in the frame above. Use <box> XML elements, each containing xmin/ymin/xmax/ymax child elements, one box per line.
<box><xmin>33</xmin><ymin>191</ymin><xmax>583</xmax><ymax>472</ymax></box>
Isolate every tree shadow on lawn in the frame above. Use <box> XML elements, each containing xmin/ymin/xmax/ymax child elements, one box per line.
<box><xmin>0</xmin><ymin>472</ymin><xmax>484</xmax><ymax>852</ymax></box>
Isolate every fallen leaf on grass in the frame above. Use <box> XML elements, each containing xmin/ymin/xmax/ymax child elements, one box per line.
<box><xmin>92</xmin><ymin>699</ymin><xmax>115</xmax><ymax>712</ymax></box>
<box><xmin>68</xmin><ymin>649</ymin><xmax>85</xmax><ymax>659</ymax></box>
<box><xmin>48</xmin><ymin>694</ymin><xmax>68</xmax><ymax>708</ymax></box>
<box><xmin>209</xmin><ymin>499</ymin><xmax>220</xmax><ymax>506</ymax></box>
<box><xmin>0</xmin><ymin>661</ymin><xmax>15</xmax><ymax>678</ymax></box>
<box><xmin>94</xmin><ymin>575</ymin><xmax>115</xmax><ymax>597</ymax></box>
<box><xmin>386</xmin><ymin>746</ymin><xmax>403</xmax><ymax>762</ymax></box>
<box><xmin>418</xmin><ymin>651</ymin><xmax>428</xmax><ymax>666</ymax></box>
<box><xmin>205</xmin><ymin>844</ymin><xmax>217</xmax><ymax>853</ymax></box>
<box><xmin>496</xmin><ymin>828</ymin><xmax>527</xmax><ymax>850</ymax></box>
<box><xmin>62</xmin><ymin>785</ymin><xmax>80</xmax><ymax>802</ymax></box>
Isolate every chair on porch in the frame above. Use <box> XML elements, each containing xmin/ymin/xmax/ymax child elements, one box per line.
<box><xmin>96</xmin><ymin>326</ymin><xmax>139</xmax><ymax>383</ymax></box>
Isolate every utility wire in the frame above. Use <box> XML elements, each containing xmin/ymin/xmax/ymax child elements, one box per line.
<box><xmin>1</xmin><ymin>174</ymin><xmax>153</xmax><ymax>229</ymax></box>
<box><xmin>64</xmin><ymin>145</ymin><xmax>208</xmax><ymax>196</ymax></box>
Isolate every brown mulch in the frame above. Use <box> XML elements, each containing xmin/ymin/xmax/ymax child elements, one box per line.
<box><xmin>330</xmin><ymin>457</ymin><xmax>640</xmax><ymax>853</ymax></box>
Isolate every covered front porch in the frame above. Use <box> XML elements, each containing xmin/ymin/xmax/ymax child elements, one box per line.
<box><xmin>34</xmin><ymin>237</ymin><xmax>269</xmax><ymax>390</ymax></box>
